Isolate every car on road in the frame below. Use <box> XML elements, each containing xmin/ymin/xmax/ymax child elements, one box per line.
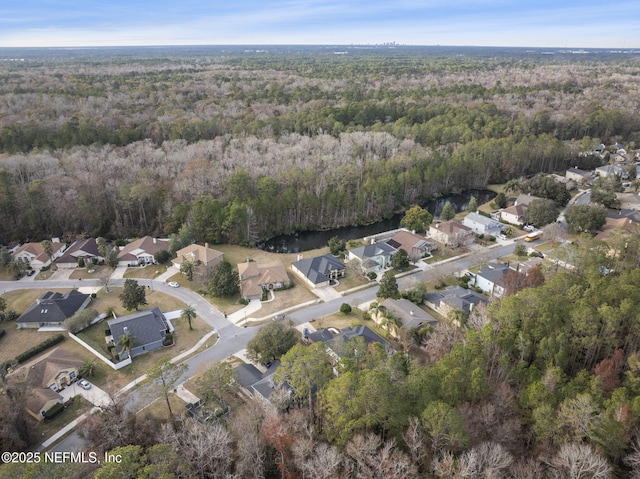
<box><xmin>168</xmin><ymin>281</ymin><xmax>180</xmax><ymax>288</ymax></box>
<box><xmin>78</xmin><ymin>379</ymin><xmax>91</xmax><ymax>390</ymax></box>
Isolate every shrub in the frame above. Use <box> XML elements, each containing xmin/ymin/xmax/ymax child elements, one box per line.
<box><xmin>77</xmin><ymin>257</ymin><xmax>85</xmax><ymax>267</ymax></box>
<box><xmin>15</xmin><ymin>334</ymin><xmax>65</xmax><ymax>363</ymax></box>
<box><xmin>367</xmin><ymin>272</ymin><xmax>377</xmax><ymax>280</ymax></box>
<box><xmin>44</xmin><ymin>402</ymin><xmax>64</xmax><ymax>420</ymax></box>
<box><xmin>340</xmin><ymin>303</ymin><xmax>352</xmax><ymax>314</ymax></box>
<box><xmin>239</xmin><ymin>298</ymin><xmax>249</xmax><ymax>305</ymax></box>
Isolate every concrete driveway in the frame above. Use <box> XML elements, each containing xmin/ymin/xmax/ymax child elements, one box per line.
<box><xmin>312</xmin><ymin>285</ymin><xmax>341</xmax><ymax>301</ymax></box>
<box><xmin>60</xmin><ymin>380</ymin><xmax>112</xmax><ymax>408</ymax></box>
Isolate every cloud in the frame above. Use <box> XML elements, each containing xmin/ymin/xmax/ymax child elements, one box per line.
<box><xmin>0</xmin><ymin>0</ymin><xmax>638</xmax><ymax>47</ymax></box>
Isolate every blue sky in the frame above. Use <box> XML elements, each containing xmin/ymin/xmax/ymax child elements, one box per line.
<box><xmin>0</xmin><ymin>1</ymin><xmax>638</xmax><ymax>48</ymax></box>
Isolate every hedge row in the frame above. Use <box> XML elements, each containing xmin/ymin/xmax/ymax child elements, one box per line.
<box><xmin>15</xmin><ymin>334</ymin><xmax>65</xmax><ymax>363</ymax></box>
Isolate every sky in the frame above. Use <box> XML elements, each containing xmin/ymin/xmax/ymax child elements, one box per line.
<box><xmin>0</xmin><ymin>1</ymin><xmax>639</xmax><ymax>49</ymax></box>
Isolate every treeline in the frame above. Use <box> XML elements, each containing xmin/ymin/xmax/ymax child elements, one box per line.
<box><xmin>0</xmin><ymin>131</ymin><xmax>598</xmax><ymax>244</ymax></box>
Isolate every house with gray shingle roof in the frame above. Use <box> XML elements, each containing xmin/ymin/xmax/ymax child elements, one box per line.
<box><xmin>107</xmin><ymin>307</ymin><xmax>170</xmax><ymax>359</ymax></box>
<box><xmin>233</xmin><ymin>361</ymin><xmax>292</xmax><ymax>405</ymax></box>
<box><xmin>474</xmin><ymin>263</ymin><xmax>515</xmax><ymax>298</ymax></box>
<box><xmin>376</xmin><ymin>298</ymin><xmax>438</xmax><ymax>338</ymax></box>
<box><xmin>291</xmin><ymin>254</ymin><xmax>345</xmax><ymax>288</ymax></box>
<box><xmin>16</xmin><ymin>290</ymin><xmax>91</xmax><ymax>330</ymax></box>
<box><xmin>347</xmin><ymin>241</ymin><xmax>397</xmax><ymax>274</ymax></box>
<box><xmin>56</xmin><ymin>238</ymin><xmax>103</xmax><ymax>269</ymax></box>
<box><xmin>425</xmin><ymin>285</ymin><xmax>488</xmax><ymax>317</ymax></box>
<box><xmin>463</xmin><ymin>212</ymin><xmax>505</xmax><ymax>236</ymax></box>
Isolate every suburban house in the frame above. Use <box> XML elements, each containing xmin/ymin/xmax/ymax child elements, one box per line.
<box><xmin>107</xmin><ymin>307</ymin><xmax>171</xmax><ymax>359</ymax></box>
<box><xmin>500</xmin><ymin>204</ymin><xmax>528</xmax><ymax>226</ymax></box>
<box><xmin>291</xmin><ymin>254</ymin><xmax>345</xmax><ymax>288</ymax></box>
<box><xmin>595</xmin><ymin>216</ymin><xmax>638</xmax><ymax>243</ymax></box>
<box><xmin>565</xmin><ymin>167</ymin><xmax>594</xmax><ymax>184</ymax></box>
<box><xmin>474</xmin><ymin>263</ymin><xmax>515</xmax><ymax>298</ymax></box>
<box><xmin>12</xmin><ymin>240</ymin><xmax>66</xmax><ymax>269</ymax></box>
<box><xmin>172</xmin><ymin>243</ymin><xmax>224</xmax><ymax>277</ymax></box>
<box><xmin>596</xmin><ymin>164</ymin><xmax>628</xmax><ymax>179</ymax></box>
<box><xmin>233</xmin><ymin>361</ymin><xmax>292</xmax><ymax>405</ymax></box>
<box><xmin>514</xmin><ymin>194</ymin><xmax>540</xmax><ymax>207</ymax></box>
<box><xmin>385</xmin><ymin>229</ymin><xmax>437</xmax><ymax>261</ymax></box>
<box><xmin>374</xmin><ymin>298</ymin><xmax>438</xmax><ymax>338</ymax></box>
<box><xmin>16</xmin><ymin>290</ymin><xmax>92</xmax><ymax>330</ymax></box>
<box><xmin>117</xmin><ymin>236</ymin><xmax>170</xmax><ymax>267</ymax></box>
<box><xmin>55</xmin><ymin>238</ymin><xmax>103</xmax><ymax>269</ymax></box>
<box><xmin>424</xmin><ymin>285</ymin><xmax>488</xmax><ymax>317</ymax></box>
<box><xmin>308</xmin><ymin>325</ymin><xmax>394</xmax><ymax>360</ymax></box>
<box><xmin>428</xmin><ymin>221</ymin><xmax>474</xmax><ymax>247</ymax></box>
<box><xmin>9</xmin><ymin>348</ymin><xmax>83</xmax><ymax>421</ymax></box>
<box><xmin>238</xmin><ymin>261</ymin><xmax>291</xmax><ymax>300</ymax></box>
<box><xmin>463</xmin><ymin>212</ymin><xmax>505</xmax><ymax>236</ymax></box>
<box><xmin>347</xmin><ymin>242</ymin><xmax>397</xmax><ymax>274</ymax></box>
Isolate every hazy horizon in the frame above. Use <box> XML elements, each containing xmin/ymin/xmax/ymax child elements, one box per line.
<box><xmin>1</xmin><ymin>1</ymin><xmax>638</xmax><ymax>49</ymax></box>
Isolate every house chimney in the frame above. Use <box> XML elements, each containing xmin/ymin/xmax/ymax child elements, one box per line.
<box><xmin>205</xmin><ymin>242</ymin><xmax>209</xmax><ymax>249</ymax></box>
<box><xmin>410</xmin><ymin>310</ymin><xmax>414</xmax><ymax>316</ymax></box>
<box><xmin>153</xmin><ymin>238</ymin><xmax>157</xmax><ymax>244</ymax></box>
<box><xmin>123</xmin><ymin>326</ymin><xmax>128</xmax><ymax>334</ymax></box>
<box><xmin>297</xmin><ymin>254</ymin><xmax>303</xmax><ymax>261</ymax></box>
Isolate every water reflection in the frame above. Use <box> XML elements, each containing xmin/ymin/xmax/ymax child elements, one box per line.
<box><xmin>258</xmin><ymin>189</ymin><xmax>495</xmax><ymax>253</ymax></box>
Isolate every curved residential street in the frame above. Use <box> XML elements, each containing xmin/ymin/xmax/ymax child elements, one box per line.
<box><xmin>1</xmin><ymin>239</ymin><xmax>517</xmax><ymax>452</ymax></box>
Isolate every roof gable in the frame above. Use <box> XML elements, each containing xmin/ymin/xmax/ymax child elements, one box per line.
<box><xmin>17</xmin><ymin>290</ymin><xmax>90</xmax><ymax>324</ymax></box>
<box><xmin>292</xmin><ymin>254</ymin><xmax>345</xmax><ymax>284</ymax></box>
<box><xmin>118</xmin><ymin>236</ymin><xmax>170</xmax><ymax>260</ymax></box>
<box><xmin>108</xmin><ymin>307</ymin><xmax>168</xmax><ymax>352</ymax></box>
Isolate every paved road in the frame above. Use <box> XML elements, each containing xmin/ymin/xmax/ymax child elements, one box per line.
<box><xmin>6</xmin><ymin>240</ymin><xmax>518</xmax><ymax>452</ymax></box>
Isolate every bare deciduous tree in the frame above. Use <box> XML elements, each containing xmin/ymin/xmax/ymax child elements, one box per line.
<box><xmin>548</xmin><ymin>443</ymin><xmax>612</xmax><ymax>479</ymax></box>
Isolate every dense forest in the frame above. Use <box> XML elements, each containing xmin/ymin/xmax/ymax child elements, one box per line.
<box><xmin>1</xmin><ymin>47</ymin><xmax>639</xmax><ymax>244</ymax></box>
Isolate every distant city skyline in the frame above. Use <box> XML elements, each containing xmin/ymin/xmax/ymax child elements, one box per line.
<box><xmin>0</xmin><ymin>1</ymin><xmax>638</xmax><ymax>49</ymax></box>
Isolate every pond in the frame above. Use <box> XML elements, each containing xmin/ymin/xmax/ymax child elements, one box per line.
<box><xmin>257</xmin><ymin>189</ymin><xmax>495</xmax><ymax>253</ymax></box>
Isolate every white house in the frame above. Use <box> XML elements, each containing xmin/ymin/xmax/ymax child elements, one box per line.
<box><xmin>463</xmin><ymin>212</ymin><xmax>505</xmax><ymax>236</ymax></box>
<box><xmin>117</xmin><ymin>236</ymin><xmax>170</xmax><ymax>266</ymax></box>
<box><xmin>500</xmin><ymin>204</ymin><xmax>527</xmax><ymax>226</ymax></box>
<box><xmin>12</xmin><ymin>240</ymin><xmax>66</xmax><ymax>269</ymax></box>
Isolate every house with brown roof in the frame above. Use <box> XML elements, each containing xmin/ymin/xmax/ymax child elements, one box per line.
<box><xmin>117</xmin><ymin>236</ymin><xmax>170</xmax><ymax>266</ymax></box>
<box><xmin>238</xmin><ymin>261</ymin><xmax>291</xmax><ymax>300</ymax></box>
<box><xmin>595</xmin><ymin>216</ymin><xmax>638</xmax><ymax>243</ymax></box>
<box><xmin>385</xmin><ymin>229</ymin><xmax>437</xmax><ymax>261</ymax></box>
<box><xmin>172</xmin><ymin>243</ymin><xmax>224</xmax><ymax>277</ymax></box>
<box><xmin>428</xmin><ymin>221</ymin><xmax>473</xmax><ymax>247</ymax></box>
<box><xmin>500</xmin><ymin>204</ymin><xmax>528</xmax><ymax>226</ymax></box>
<box><xmin>9</xmin><ymin>348</ymin><xmax>83</xmax><ymax>421</ymax></box>
<box><xmin>12</xmin><ymin>240</ymin><xmax>66</xmax><ymax>269</ymax></box>
<box><xmin>514</xmin><ymin>194</ymin><xmax>540</xmax><ymax>207</ymax></box>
